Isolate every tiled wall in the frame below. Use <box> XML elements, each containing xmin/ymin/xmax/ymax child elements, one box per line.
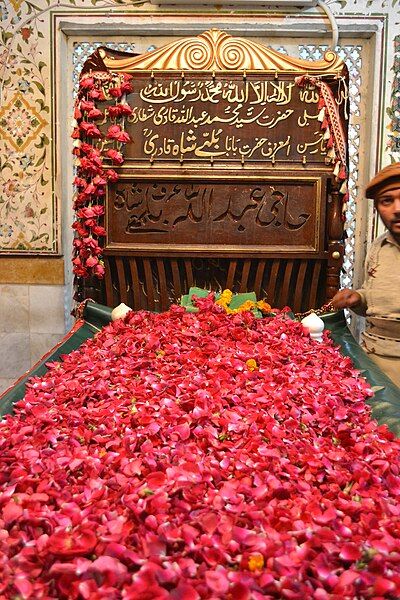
<box><xmin>0</xmin><ymin>284</ymin><xmax>66</xmax><ymax>395</ymax></box>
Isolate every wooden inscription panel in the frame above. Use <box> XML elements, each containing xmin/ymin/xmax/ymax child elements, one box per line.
<box><xmin>106</xmin><ymin>175</ymin><xmax>324</xmax><ymax>254</ymax></box>
<box><xmin>124</xmin><ymin>74</ymin><xmax>327</xmax><ymax>165</ymax></box>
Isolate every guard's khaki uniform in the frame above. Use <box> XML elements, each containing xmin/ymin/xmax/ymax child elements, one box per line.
<box><xmin>353</xmin><ymin>232</ymin><xmax>400</xmax><ymax>388</ymax></box>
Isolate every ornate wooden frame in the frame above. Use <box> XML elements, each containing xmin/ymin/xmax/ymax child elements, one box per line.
<box><xmin>81</xmin><ymin>29</ymin><xmax>348</xmax><ymax>313</ymax></box>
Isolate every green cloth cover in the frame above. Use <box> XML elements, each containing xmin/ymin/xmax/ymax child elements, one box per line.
<box><xmin>181</xmin><ymin>287</ymin><xmax>262</xmax><ymax>318</ymax></box>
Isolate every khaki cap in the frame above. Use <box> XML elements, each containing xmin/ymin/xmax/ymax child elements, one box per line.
<box><xmin>365</xmin><ymin>162</ymin><xmax>400</xmax><ymax>199</ymax></box>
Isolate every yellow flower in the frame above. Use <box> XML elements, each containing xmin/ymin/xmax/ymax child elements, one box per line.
<box><xmin>256</xmin><ymin>300</ymin><xmax>272</xmax><ymax>313</ymax></box>
<box><xmin>238</xmin><ymin>300</ymin><xmax>256</xmax><ymax>312</ymax></box>
<box><xmin>248</xmin><ymin>552</ymin><xmax>264</xmax><ymax>571</ymax></box>
<box><xmin>216</xmin><ymin>289</ymin><xmax>233</xmax><ymax>310</ymax></box>
<box><xmin>246</xmin><ymin>358</ymin><xmax>258</xmax><ymax>371</ymax></box>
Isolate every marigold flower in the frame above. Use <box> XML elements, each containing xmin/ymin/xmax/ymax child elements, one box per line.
<box><xmin>246</xmin><ymin>358</ymin><xmax>258</xmax><ymax>371</ymax></box>
<box><xmin>248</xmin><ymin>553</ymin><xmax>264</xmax><ymax>571</ymax></box>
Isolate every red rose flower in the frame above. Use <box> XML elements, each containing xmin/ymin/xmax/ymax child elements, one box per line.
<box><xmin>89</xmin><ymin>89</ymin><xmax>105</xmax><ymax>101</ymax></box>
<box><xmin>116</xmin><ymin>130</ymin><xmax>131</xmax><ymax>143</ymax></box>
<box><xmin>79</xmin><ymin>77</ymin><xmax>95</xmax><ymax>89</ymax></box>
<box><xmin>87</xmin><ymin>108</ymin><xmax>104</xmax><ymax>120</ymax></box>
<box><xmin>106</xmin><ymin>124</ymin><xmax>123</xmax><ymax>140</ymax></box>
<box><xmin>106</xmin><ymin>149</ymin><xmax>124</xmax><ymax>165</ymax></box>
<box><xmin>93</xmin><ymin>262</ymin><xmax>106</xmax><ymax>277</ymax></box>
<box><xmin>79</xmin><ymin>121</ymin><xmax>102</xmax><ymax>139</ymax></box>
<box><xmin>121</xmin><ymin>81</ymin><xmax>133</xmax><ymax>94</ymax></box>
<box><xmin>74</xmin><ymin>177</ymin><xmax>87</xmax><ymax>189</ymax></box>
<box><xmin>80</xmin><ymin>99</ymin><xmax>95</xmax><ymax>112</ymax></box>
<box><xmin>108</xmin><ymin>105</ymin><xmax>122</xmax><ymax>119</ymax></box>
<box><xmin>93</xmin><ymin>175</ymin><xmax>107</xmax><ymax>186</ymax></box>
<box><xmin>109</xmin><ymin>86</ymin><xmax>123</xmax><ymax>97</ymax></box>
<box><xmin>105</xmin><ymin>169</ymin><xmax>119</xmax><ymax>182</ymax></box>
<box><xmin>92</xmin><ymin>225</ymin><xmax>107</xmax><ymax>237</ymax></box>
<box><xmin>119</xmin><ymin>103</ymin><xmax>133</xmax><ymax>116</ymax></box>
<box><xmin>86</xmin><ymin>255</ymin><xmax>99</xmax><ymax>268</ymax></box>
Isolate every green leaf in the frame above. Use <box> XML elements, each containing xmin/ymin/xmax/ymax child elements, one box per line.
<box><xmin>371</xmin><ymin>386</ymin><xmax>385</xmax><ymax>393</ymax></box>
<box><xmin>26</xmin><ymin>2</ymin><xmax>43</xmax><ymax>11</ymax></box>
<box><xmin>40</xmin><ymin>207</ymin><xmax>47</xmax><ymax>214</ymax></box>
<box><xmin>35</xmin><ymin>155</ymin><xmax>45</xmax><ymax>167</ymax></box>
<box><xmin>40</xmin><ymin>175</ymin><xmax>48</xmax><ymax>185</ymax></box>
<box><xmin>35</xmin><ymin>98</ymin><xmax>50</xmax><ymax>113</ymax></box>
<box><xmin>30</xmin><ymin>233</ymin><xmax>49</xmax><ymax>242</ymax></box>
<box><xmin>2</xmin><ymin>31</ymin><xmax>14</xmax><ymax>43</ymax></box>
<box><xmin>37</xmin><ymin>31</ymin><xmax>44</xmax><ymax>39</ymax></box>
<box><xmin>38</xmin><ymin>61</ymin><xmax>46</xmax><ymax>72</ymax></box>
<box><xmin>33</xmin><ymin>80</ymin><xmax>45</xmax><ymax>95</ymax></box>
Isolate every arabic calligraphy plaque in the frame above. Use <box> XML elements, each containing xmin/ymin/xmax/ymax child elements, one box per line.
<box><xmin>123</xmin><ymin>74</ymin><xmax>328</xmax><ymax>165</ymax></box>
<box><xmin>106</xmin><ymin>175</ymin><xmax>324</xmax><ymax>254</ymax></box>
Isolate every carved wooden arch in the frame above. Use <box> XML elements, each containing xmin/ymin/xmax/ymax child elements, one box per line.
<box><xmin>81</xmin><ymin>30</ymin><xmax>349</xmax><ymax>313</ymax></box>
<box><xmin>100</xmin><ymin>28</ymin><xmax>345</xmax><ymax>75</ymax></box>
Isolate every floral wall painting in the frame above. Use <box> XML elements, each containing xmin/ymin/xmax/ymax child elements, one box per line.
<box><xmin>387</xmin><ymin>35</ymin><xmax>400</xmax><ymax>161</ymax></box>
<box><xmin>0</xmin><ymin>0</ymin><xmax>400</xmax><ymax>256</ymax></box>
<box><xmin>0</xmin><ymin>1</ymin><xmax>53</xmax><ymax>253</ymax></box>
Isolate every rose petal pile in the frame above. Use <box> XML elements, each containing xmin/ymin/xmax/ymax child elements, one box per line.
<box><xmin>1</xmin><ymin>297</ymin><xmax>400</xmax><ymax>599</ymax></box>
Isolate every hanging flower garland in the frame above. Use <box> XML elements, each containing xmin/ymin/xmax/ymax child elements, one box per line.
<box><xmin>71</xmin><ymin>71</ymin><xmax>133</xmax><ymax>283</ymax></box>
<box><xmin>295</xmin><ymin>74</ymin><xmax>349</xmax><ymax>215</ymax></box>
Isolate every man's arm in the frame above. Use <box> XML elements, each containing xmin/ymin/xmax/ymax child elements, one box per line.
<box><xmin>331</xmin><ymin>252</ymin><xmax>370</xmax><ymax>316</ymax></box>
<box><xmin>331</xmin><ymin>288</ymin><xmax>365</xmax><ymax>312</ymax></box>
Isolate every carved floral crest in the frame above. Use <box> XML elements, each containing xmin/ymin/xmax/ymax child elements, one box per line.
<box><xmin>100</xmin><ymin>28</ymin><xmax>345</xmax><ymax>74</ymax></box>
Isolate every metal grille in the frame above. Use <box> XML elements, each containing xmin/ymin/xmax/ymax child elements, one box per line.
<box><xmin>300</xmin><ymin>45</ymin><xmax>362</xmax><ymax>289</ymax></box>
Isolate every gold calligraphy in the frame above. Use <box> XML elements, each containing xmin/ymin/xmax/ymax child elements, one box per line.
<box><xmin>143</xmin><ymin>128</ymin><xmax>292</xmax><ymax>160</ymax></box>
<box><xmin>139</xmin><ymin>80</ymin><xmax>295</xmax><ymax>106</ymax></box>
<box><xmin>124</xmin><ymin>75</ymin><xmax>330</xmax><ymax>163</ymax></box>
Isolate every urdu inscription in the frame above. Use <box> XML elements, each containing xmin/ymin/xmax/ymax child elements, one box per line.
<box><xmin>124</xmin><ymin>75</ymin><xmax>326</xmax><ymax>163</ymax></box>
<box><xmin>107</xmin><ymin>178</ymin><xmax>321</xmax><ymax>251</ymax></box>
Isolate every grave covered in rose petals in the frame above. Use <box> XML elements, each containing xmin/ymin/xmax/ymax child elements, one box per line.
<box><xmin>1</xmin><ymin>297</ymin><xmax>400</xmax><ymax>599</ymax></box>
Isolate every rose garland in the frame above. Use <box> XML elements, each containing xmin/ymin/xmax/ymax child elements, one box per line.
<box><xmin>71</xmin><ymin>71</ymin><xmax>133</xmax><ymax>284</ymax></box>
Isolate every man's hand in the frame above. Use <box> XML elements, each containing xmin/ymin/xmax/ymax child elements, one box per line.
<box><xmin>331</xmin><ymin>289</ymin><xmax>362</xmax><ymax>310</ymax></box>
